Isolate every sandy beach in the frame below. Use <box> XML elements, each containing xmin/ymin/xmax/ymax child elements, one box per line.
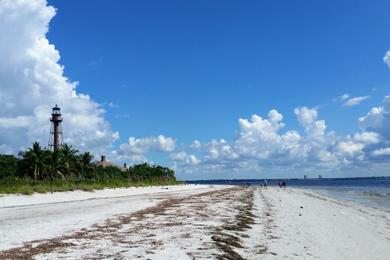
<box><xmin>0</xmin><ymin>185</ymin><xmax>389</xmax><ymax>259</ymax></box>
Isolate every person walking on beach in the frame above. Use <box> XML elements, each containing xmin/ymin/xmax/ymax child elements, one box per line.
<box><xmin>278</xmin><ymin>180</ymin><xmax>287</xmax><ymax>188</ymax></box>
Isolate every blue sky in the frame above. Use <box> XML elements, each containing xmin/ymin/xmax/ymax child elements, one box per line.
<box><xmin>1</xmin><ymin>0</ymin><xmax>390</xmax><ymax>179</ymax></box>
<box><xmin>47</xmin><ymin>0</ymin><xmax>390</xmax><ymax>140</ymax></box>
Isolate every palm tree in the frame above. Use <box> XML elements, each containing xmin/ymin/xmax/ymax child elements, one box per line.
<box><xmin>47</xmin><ymin>149</ymin><xmax>65</xmax><ymax>180</ymax></box>
<box><xmin>61</xmin><ymin>144</ymin><xmax>79</xmax><ymax>180</ymax></box>
<box><xmin>45</xmin><ymin>149</ymin><xmax>65</xmax><ymax>193</ymax></box>
<box><xmin>77</xmin><ymin>152</ymin><xmax>94</xmax><ymax>179</ymax></box>
<box><xmin>20</xmin><ymin>142</ymin><xmax>49</xmax><ymax>180</ymax></box>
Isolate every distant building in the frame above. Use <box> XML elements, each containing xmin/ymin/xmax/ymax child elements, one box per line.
<box><xmin>319</xmin><ymin>175</ymin><xmax>323</xmax><ymax>179</ymax></box>
<box><xmin>304</xmin><ymin>175</ymin><xmax>308</xmax><ymax>180</ymax></box>
<box><xmin>94</xmin><ymin>155</ymin><xmax>128</xmax><ymax>171</ymax></box>
<box><xmin>120</xmin><ymin>163</ymin><xmax>128</xmax><ymax>172</ymax></box>
<box><xmin>94</xmin><ymin>155</ymin><xmax>115</xmax><ymax>168</ymax></box>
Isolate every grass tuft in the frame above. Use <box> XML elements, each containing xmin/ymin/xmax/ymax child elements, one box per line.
<box><xmin>0</xmin><ymin>178</ymin><xmax>182</xmax><ymax>195</ymax></box>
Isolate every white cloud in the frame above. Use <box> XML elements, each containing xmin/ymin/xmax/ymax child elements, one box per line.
<box><xmin>176</xmin><ymin>107</ymin><xmax>346</xmax><ymax>175</ymax></box>
<box><xmin>235</xmin><ymin>111</ymin><xmax>285</xmax><ymax>160</ymax></box>
<box><xmin>112</xmin><ymin>135</ymin><xmax>176</xmax><ymax>165</ymax></box>
<box><xmin>384</xmin><ymin>50</ymin><xmax>390</xmax><ymax>69</ymax></box>
<box><xmin>294</xmin><ymin>107</ymin><xmax>318</xmax><ymax>127</ymax></box>
<box><xmin>170</xmin><ymin>152</ymin><xmax>200</xmax><ymax>165</ymax></box>
<box><xmin>109</xmin><ymin>150</ymin><xmax>148</xmax><ymax>165</ymax></box>
<box><xmin>340</xmin><ymin>94</ymin><xmax>350</xmax><ymax>101</ymax></box>
<box><xmin>295</xmin><ymin>107</ymin><xmax>328</xmax><ymax>138</ymax></box>
<box><xmin>190</xmin><ymin>140</ymin><xmax>202</xmax><ymax>149</ymax></box>
<box><xmin>175</xmin><ymin>101</ymin><xmax>390</xmax><ymax>177</ymax></box>
<box><xmin>170</xmin><ymin>152</ymin><xmax>188</xmax><ymax>161</ymax></box>
<box><xmin>372</xmin><ymin>148</ymin><xmax>390</xmax><ymax>156</ymax></box>
<box><xmin>352</xmin><ymin>132</ymin><xmax>380</xmax><ymax>144</ymax></box>
<box><xmin>333</xmin><ymin>93</ymin><xmax>350</xmax><ymax>102</ymax></box>
<box><xmin>343</xmin><ymin>96</ymin><xmax>370</xmax><ymax>107</ymax></box>
<box><xmin>207</xmin><ymin>139</ymin><xmax>239</xmax><ymax>160</ymax></box>
<box><xmin>0</xmin><ymin>116</ymin><xmax>33</xmax><ymax>129</ymax></box>
<box><xmin>359</xmin><ymin>95</ymin><xmax>390</xmax><ymax>140</ymax></box>
<box><xmin>359</xmin><ymin>107</ymin><xmax>384</xmax><ymax>129</ymax></box>
<box><xmin>119</xmin><ymin>135</ymin><xmax>175</xmax><ymax>155</ymax></box>
<box><xmin>336</xmin><ymin>141</ymin><xmax>365</xmax><ymax>158</ymax></box>
<box><xmin>0</xmin><ymin>0</ymin><xmax>118</xmax><ymax>155</ymax></box>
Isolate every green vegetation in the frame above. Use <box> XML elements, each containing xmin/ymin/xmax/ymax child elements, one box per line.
<box><xmin>0</xmin><ymin>142</ymin><xmax>179</xmax><ymax>195</ymax></box>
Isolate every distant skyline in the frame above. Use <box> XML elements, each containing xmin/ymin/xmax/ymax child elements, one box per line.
<box><xmin>1</xmin><ymin>0</ymin><xmax>390</xmax><ymax>179</ymax></box>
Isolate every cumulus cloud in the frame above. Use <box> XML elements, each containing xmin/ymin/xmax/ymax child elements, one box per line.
<box><xmin>372</xmin><ymin>148</ymin><xmax>390</xmax><ymax>156</ymax></box>
<box><xmin>294</xmin><ymin>107</ymin><xmax>318</xmax><ymax>127</ymax></box>
<box><xmin>119</xmin><ymin>135</ymin><xmax>175</xmax><ymax>154</ymax></box>
<box><xmin>0</xmin><ymin>0</ymin><xmax>118</xmax><ymax>155</ymax></box>
<box><xmin>176</xmin><ymin>107</ymin><xmax>341</xmax><ymax>176</ymax></box>
<box><xmin>235</xmin><ymin>110</ymin><xmax>286</xmax><ymax>160</ymax></box>
<box><xmin>170</xmin><ymin>152</ymin><xmax>200</xmax><ymax>165</ymax></box>
<box><xmin>384</xmin><ymin>50</ymin><xmax>390</xmax><ymax>69</ymax></box>
<box><xmin>359</xmin><ymin>95</ymin><xmax>390</xmax><ymax>140</ymax></box>
<box><xmin>336</xmin><ymin>141</ymin><xmax>365</xmax><ymax>158</ymax></box>
<box><xmin>343</xmin><ymin>96</ymin><xmax>370</xmax><ymax>107</ymax></box>
<box><xmin>175</xmin><ymin>102</ymin><xmax>390</xmax><ymax>177</ymax></box>
<box><xmin>115</xmin><ymin>135</ymin><xmax>175</xmax><ymax>164</ymax></box>
<box><xmin>352</xmin><ymin>132</ymin><xmax>380</xmax><ymax>144</ymax></box>
<box><xmin>190</xmin><ymin>140</ymin><xmax>202</xmax><ymax>149</ymax></box>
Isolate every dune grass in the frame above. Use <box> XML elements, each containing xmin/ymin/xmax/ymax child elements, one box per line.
<box><xmin>0</xmin><ymin>178</ymin><xmax>182</xmax><ymax>195</ymax></box>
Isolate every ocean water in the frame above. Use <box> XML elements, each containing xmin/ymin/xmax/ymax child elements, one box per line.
<box><xmin>186</xmin><ymin>177</ymin><xmax>390</xmax><ymax>211</ymax></box>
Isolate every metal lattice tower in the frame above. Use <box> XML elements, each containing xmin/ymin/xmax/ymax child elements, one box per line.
<box><xmin>48</xmin><ymin>104</ymin><xmax>63</xmax><ymax>151</ymax></box>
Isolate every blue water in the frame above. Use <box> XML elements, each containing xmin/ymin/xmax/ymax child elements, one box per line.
<box><xmin>186</xmin><ymin>177</ymin><xmax>390</xmax><ymax>211</ymax></box>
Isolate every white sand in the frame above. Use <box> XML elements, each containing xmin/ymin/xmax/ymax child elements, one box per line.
<box><xmin>263</xmin><ymin>188</ymin><xmax>390</xmax><ymax>260</ymax></box>
<box><xmin>1</xmin><ymin>186</ymin><xmax>389</xmax><ymax>259</ymax></box>
<box><xmin>0</xmin><ymin>184</ymin><xmax>216</xmax><ymax>208</ymax></box>
<box><xmin>0</xmin><ymin>184</ymin><xmax>226</xmax><ymax>250</ymax></box>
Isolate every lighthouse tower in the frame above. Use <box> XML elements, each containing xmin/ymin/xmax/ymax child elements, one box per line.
<box><xmin>49</xmin><ymin>105</ymin><xmax>63</xmax><ymax>151</ymax></box>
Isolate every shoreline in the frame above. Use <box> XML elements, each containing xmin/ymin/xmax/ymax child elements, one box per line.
<box><xmin>1</xmin><ymin>186</ymin><xmax>389</xmax><ymax>259</ymax></box>
<box><xmin>294</xmin><ymin>187</ymin><xmax>390</xmax><ymax>212</ymax></box>
<box><xmin>265</xmin><ymin>188</ymin><xmax>390</xmax><ymax>259</ymax></box>
<box><xmin>295</xmin><ymin>186</ymin><xmax>390</xmax><ymax>212</ymax></box>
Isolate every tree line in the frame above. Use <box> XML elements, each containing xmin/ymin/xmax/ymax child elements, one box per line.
<box><xmin>0</xmin><ymin>142</ymin><xmax>176</xmax><ymax>186</ymax></box>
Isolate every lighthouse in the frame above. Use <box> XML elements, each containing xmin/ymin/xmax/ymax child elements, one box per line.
<box><xmin>48</xmin><ymin>105</ymin><xmax>63</xmax><ymax>151</ymax></box>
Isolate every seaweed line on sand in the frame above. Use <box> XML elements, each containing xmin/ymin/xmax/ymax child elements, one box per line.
<box><xmin>0</xmin><ymin>187</ymin><xmax>239</xmax><ymax>259</ymax></box>
<box><xmin>211</xmin><ymin>187</ymin><xmax>262</xmax><ymax>260</ymax></box>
